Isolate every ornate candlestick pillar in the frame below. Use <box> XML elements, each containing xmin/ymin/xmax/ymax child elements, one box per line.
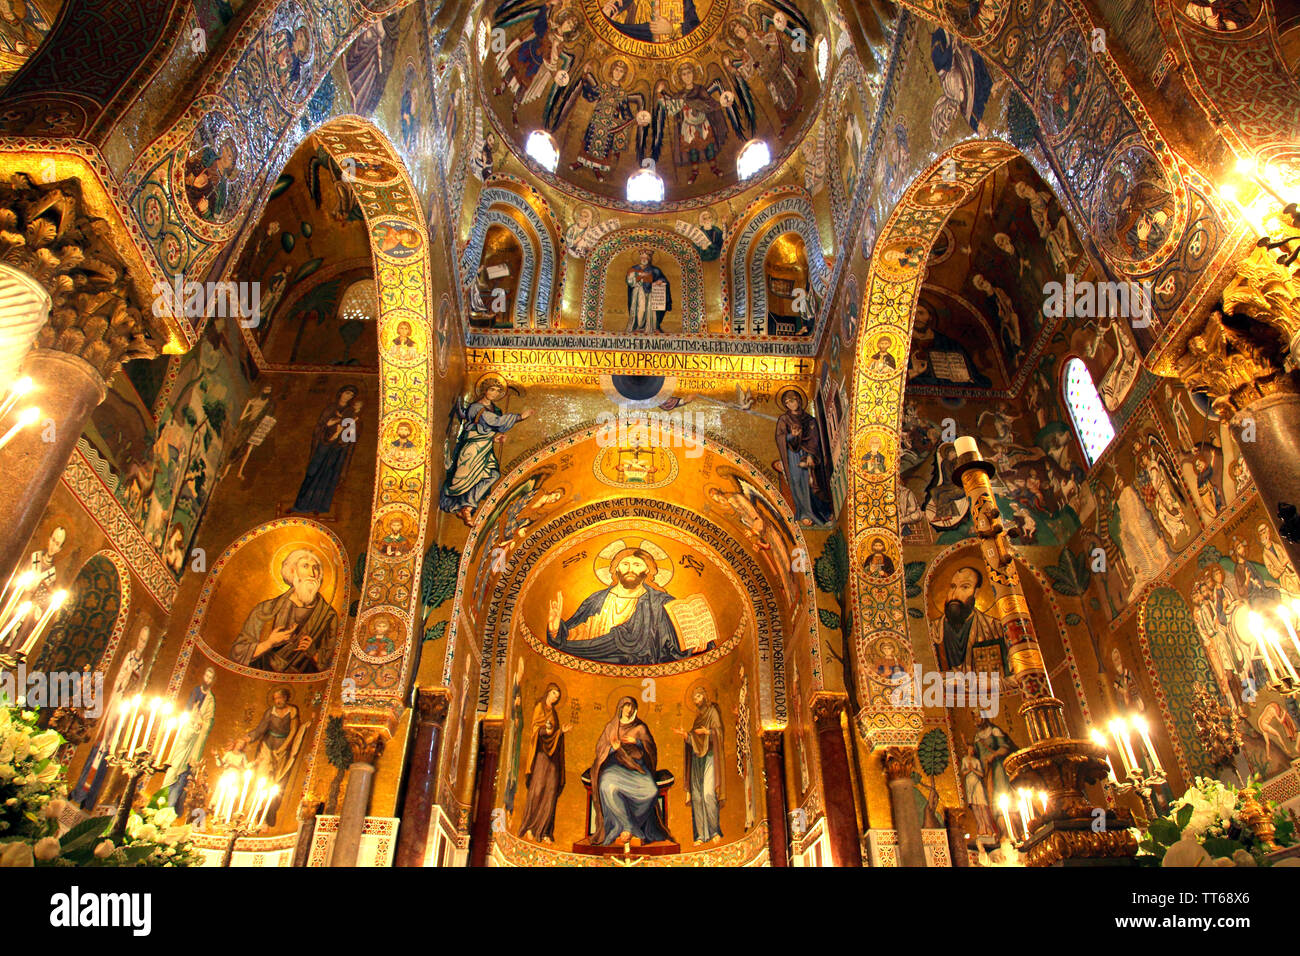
<box><xmin>761</xmin><ymin>729</ymin><xmax>789</xmax><ymax>867</ymax></box>
<box><xmin>468</xmin><ymin>719</ymin><xmax>503</xmax><ymax>868</ymax></box>
<box><xmin>882</xmin><ymin>746</ymin><xmax>926</xmax><ymax>866</ymax></box>
<box><xmin>1173</xmin><ymin>252</ymin><xmax>1300</xmax><ymax>569</ymax></box>
<box><xmin>394</xmin><ymin>688</ymin><xmax>451</xmax><ymax>867</ymax></box>
<box><xmin>331</xmin><ymin>727</ymin><xmax>387</xmax><ymax>867</ymax></box>
<box><xmin>810</xmin><ymin>693</ymin><xmax>863</xmax><ymax>867</ymax></box>
<box><xmin>0</xmin><ymin>175</ymin><xmax>154</xmax><ymax>584</ymax></box>
<box><xmin>951</xmin><ymin>438</ymin><xmax>1136</xmax><ymax>866</ymax></box>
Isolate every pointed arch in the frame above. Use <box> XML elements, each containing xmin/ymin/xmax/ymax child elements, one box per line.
<box><xmin>848</xmin><ymin>139</ymin><xmax>1026</xmax><ymax>748</ymax></box>
<box><xmin>302</xmin><ymin>116</ymin><xmax>439</xmax><ymax>729</ymax></box>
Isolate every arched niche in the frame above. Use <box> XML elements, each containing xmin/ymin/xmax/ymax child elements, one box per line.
<box><xmin>32</xmin><ymin>550</ymin><xmax>128</xmax><ymax>674</ymax></box>
<box><xmin>445</xmin><ymin>421</ymin><xmax>823</xmax><ymax>713</ymax></box>
<box><xmin>724</xmin><ymin>188</ymin><xmax>830</xmax><ymax>337</ymax></box>
<box><xmin>460</xmin><ymin>179</ymin><xmax>562</xmax><ymax>329</ymax></box>
<box><xmin>580</xmin><ymin>229</ymin><xmax>705</xmax><ymax>335</ymax></box>
<box><xmin>466</xmin><ymin>221</ymin><xmax>525</xmax><ymax>329</ymax></box>
<box><xmin>161</xmin><ymin>517</ymin><xmax>350</xmax><ymax>832</ymax></box>
<box><xmin>762</xmin><ymin>231</ymin><xmax>812</xmax><ymax>336</ymax></box>
<box><xmin>437</xmin><ymin>420</ymin><xmax>823</xmax><ymax>866</ymax></box>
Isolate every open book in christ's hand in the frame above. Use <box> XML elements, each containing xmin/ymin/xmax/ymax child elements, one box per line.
<box><xmin>666</xmin><ymin>593</ymin><xmax>717</xmax><ymax>654</ymax></box>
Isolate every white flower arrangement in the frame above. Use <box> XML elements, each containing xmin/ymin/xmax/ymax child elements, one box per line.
<box><xmin>0</xmin><ymin>705</ymin><xmax>201</xmax><ymax>867</ymax></box>
<box><xmin>1140</xmin><ymin>775</ymin><xmax>1297</xmax><ymax>866</ymax></box>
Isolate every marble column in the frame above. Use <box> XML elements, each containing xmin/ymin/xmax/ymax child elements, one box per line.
<box><xmin>292</xmin><ymin>798</ymin><xmax>322</xmax><ymax>867</ymax></box>
<box><xmin>882</xmin><ymin>746</ymin><xmax>926</xmax><ymax>867</ymax></box>
<box><xmin>761</xmin><ymin>729</ymin><xmax>789</xmax><ymax>867</ymax></box>
<box><xmin>1172</xmin><ymin>253</ymin><xmax>1300</xmax><ymax>571</ymax></box>
<box><xmin>944</xmin><ymin>807</ymin><xmax>971</xmax><ymax>867</ymax></box>
<box><xmin>0</xmin><ymin>349</ymin><xmax>105</xmax><ymax>583</ymax></box>
<box><xmin>0</xmin><ymin>176</ymin><xmax>154</xmax><ymax>584</ymax></box>
<box><xmin>394</xmin><ymin>688</ymin><xmax>451</xmax><ymax>868</ymax></box>
<box><xmin>468</xmin><ymin>719</ymin><xmax>503</xmax><ymax>868</ymax></box>
<box><xmin>331</xmin><ymin>728</ymin><xmax>386</xmax><ymax>867</ymax></box>
<box><xmin>810</xmin><ymin>693</ymin><xmax>862</xmax><ymax>867</ymax></box>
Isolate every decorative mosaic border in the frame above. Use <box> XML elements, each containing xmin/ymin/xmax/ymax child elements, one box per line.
<box><xmin>60</xmin><ymin>447</ymin><xmax>177</xmax><ymax>610</ymax></box>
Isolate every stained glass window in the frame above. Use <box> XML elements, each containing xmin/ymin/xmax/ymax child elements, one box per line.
<box><xmin>1063</xmin><ymin>357</ymin><xmax>1115</xmax><ymax>465</ymax></box>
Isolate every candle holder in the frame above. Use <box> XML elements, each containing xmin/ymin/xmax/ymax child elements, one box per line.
<box><xmin>104</xmin><ymin>750</ymin><xmax>171</xmax><ymax>842</ymax></box>
<box><xmin>952</xmin><ymin>438</ymin><xmax>1138</xmax><ymax>866</ymax></box>
<box><xmin>208</xmin><ymin>815</ymin><xmax>266</xmax><ymax>868</ymax></box>
<box><xmin>202</xmin><ymin>770</ymin><xmax>279</xmax><ymax>868</ymax></box>
<box><xmin>1253</xmin><ymin>603</ymin><xmax>1300</xmax><ymax>698</ymax></box>
<box><xmin>97</xmin><ymin>694</ymin><xmax>185</xmax><ymax>841</ymax></box>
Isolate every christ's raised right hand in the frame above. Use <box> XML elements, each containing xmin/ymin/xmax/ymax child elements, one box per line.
<box><xmin>547</xmin><ymin>591</ymin><xmax>563</xmax><ymax>635</ymax></box>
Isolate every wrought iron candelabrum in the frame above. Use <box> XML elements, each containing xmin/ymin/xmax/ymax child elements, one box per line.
<box><xmin>105</xmin><ymin>749</ymin><xmax>172</xmax><ymax>841</ymax></box>
<box><xmin>1091</xmin><ymin>714</ymin><xmax>1166</xmax><ymax>824</ymax></box>
<box><xmin>205</xmin><ymin>770</ymin><xmax>279</xmax><ymax>867</ymax></box>
<box><xmin>99</xmin><ymin>694</ymin><xmax>183</xmax><ymax>841</ymax></box>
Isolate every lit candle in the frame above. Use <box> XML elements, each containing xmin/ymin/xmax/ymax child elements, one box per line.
<box><xmin>126</xmin><ymin>712</ymin><xmax>146</xmax><ymax>758</ymax></box>
<box><xmin>140</xmin><ymin>699</ymin><xmax>160</xmax><ymax>761</ymax></box>
<box><xmin>1280</xmin><ymin>602</ymin><xmax>1300</xmax><ymax>662</ymax></box>
<box><xmin>256</xmin><ymin>787</ymin><xmax>280</xmax><ymax>829</ymax></box>
<box><xmin>0</xmin><ymin>406</ymin><xmax>39</xmax><ymax>451</ymax></box>
<box><xmin>125</xmin><ymin>694</ymin><xmax>142</xmax><ymax>746</ymax></box>
<box><xmin>1130</xmin><ymin>715</ymin><xmax>1164</xmax><ymax>775</ymax></box>
<box><xmin>19</xmin><ymin>589</ymin><xmax>68</xmax><ymax>655</ymax></box>
<box><xmin>1264</xmin><ymin>629</ymin><xmax>1299</xmax><ymax>682</ymax></box>
<box><xmin>147</xmin><ymin>703</ymin><xmax>172</xmax><ymax>759</ymax></box>
<box><xmin>247</xmin><ymin>785</ymin><xmax>268</xmax><ymax>830</ymax></box>
<box><xmin>107</xmin><ymin>699</ymin><xmax>131</xmax><ymax>754</ymax></box>
<box><xmin>214</xmin><ymin>772</ymin><xmax>236</xmax><ymax>824</ymax></box>
<box><xmin>1256</xmin><ymin>627</ymin><xmax>1281</xmax><ymax>683</ymax></box>
<box><xmin>0</xmin><ymin>375</ymin><xmax>33</xmax><ymax>422</ymax></box>
<box><xmin>155</xmin><ymin>717</ymin><xmax>177</xmax><ymax>766</ymax></box>
<box><xmin>1038</xmin><ymin>790</ymin><xmax>1049</xmax><ymax>814</ymax></box>
<box><xmin>166</xmin><ymin>714</ymin><xmax>188</xmax><ymax>765</ymax></box>
<box><xmin>1108</xmin><ymin>718</ymin><xmax>1135</xmax><ymax>777</ymax></box>
<box><xmin>1090</xmin><ymin>729</ymin><xmax>1118</xmax><ymax>784</ymax></box>
<box><xmin>236</xmin><ymin>769</ymin><xmax>252</xmax><ymax>818</ymax></box>
<box><xmin>0</xmin><ymin>568</ymin><xmax>35</xmax><ymax>618</ymax></box>
<box><xmin>0</xmin><ymin>600</ymin><xmax>31</xmax><ymax>646</ymax></box>
<box><xmin>998</xmin><ymin>793</ymin><xmax>1015</xmax><ymax>841</ymax></box>
<box><xmin>1017</xmin><ymin>789</ymin><xmax>1034</xmax><ymax>838</ymax></box>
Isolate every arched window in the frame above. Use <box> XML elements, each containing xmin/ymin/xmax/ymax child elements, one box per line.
<box><xmin>1063</xmin><ymin>357</ymin><xmax>1115</xmax><ymax>465</ymax></box>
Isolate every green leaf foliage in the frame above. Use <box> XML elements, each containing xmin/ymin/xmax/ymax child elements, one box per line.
<box><xmin>917</xmin><ymin>728</ymin><xmax>950</xmax><ymax>777</ymax></box>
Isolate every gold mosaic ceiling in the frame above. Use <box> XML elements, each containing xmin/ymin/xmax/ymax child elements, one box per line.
<box><xmin>480</xmin><ymin>0</ymin><xmax>828</xmax><ymax>209</ymax></box>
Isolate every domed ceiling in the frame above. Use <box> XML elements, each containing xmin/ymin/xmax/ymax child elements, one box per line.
<box><xmin>480</xmin><ymin>0</ymin><xmax>828</xmax><ymax>209</ymax></box>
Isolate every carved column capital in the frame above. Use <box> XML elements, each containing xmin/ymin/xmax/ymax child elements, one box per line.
<box><xmin>414</xmin><ymin>687</ymin><xmax>452</xmax><ymax>725</ymax></box>
<box><xmin>809</xmin><ymin>692</ymin><xmax>848</xmax><ymax>732</ymax></box>
<box><xmin>761</xmin><ymin>728</ymin><xmax>785</xmax><ymax>756</ymax></box>
<box><xmin>342</xmin><ymin>726</ymin><xmax>387</xmax><ymax>766</ymax></box>
<box><xmin>0</xmin><ymin>173</ymin><xmax>155</xmax><ymax>379</ymax></box>
<box><xmin>1174</xmin><ymin>251</ymin><xmax>1300</xmax><ymax>417</ymax></box>
<box><xmin>880</xmin><ymin>745</ymin><xmax>917</xmax><ymax>783</ymax></box>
